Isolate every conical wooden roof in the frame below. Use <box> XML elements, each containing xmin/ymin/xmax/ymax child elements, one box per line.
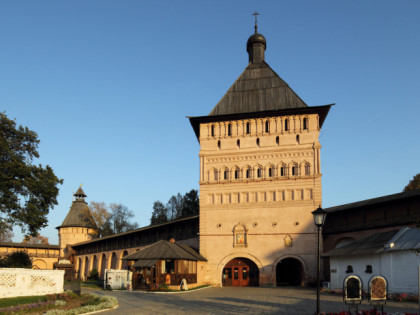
<box><xmin>56</xmin><ymin>187</ymin><xmax>97</xmax><ymax>229</ymax></box>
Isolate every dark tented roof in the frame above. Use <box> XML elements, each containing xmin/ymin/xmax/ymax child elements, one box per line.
<box><xmin>209</xmin><ymin>62</ymin><xmax>308</xmax><ymax>116</ymax></box>
<box><xmin>324</xmin><ymin>189</ymin><xmax>420</xmax><ymax>214</ymax></box>
<box><xmin>74</xmin><ymin>186</ymin><xmax>86</xmax><ymax>197</ymax></box>
<box><xmin>122</xmin><ymin>240</ymin><xmax>206</xmax><ymax>261</ymax></box>
<box><xmin>56</xmin><ymin>199</ymin><xmax>97</xmax><ymax>229</ymax></box>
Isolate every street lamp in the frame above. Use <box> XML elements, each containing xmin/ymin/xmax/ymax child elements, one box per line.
<box><xmin>312</xmin><ymin>206</ymin><xmax>327</xmax><ymax>315</ymax></box>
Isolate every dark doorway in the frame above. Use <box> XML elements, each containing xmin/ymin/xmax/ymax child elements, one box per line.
<box><xmin>222</xmin><ymin>257</ymin><xmax>259</xmax><ymax>287</ymax></box>
<box><xmin>276</xmin><ymin>258</ymin><xmax>304</xmax><ymax>286</ymax></box>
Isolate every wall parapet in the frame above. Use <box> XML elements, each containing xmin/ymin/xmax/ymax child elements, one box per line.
<box><xmin>0</xmin><ymin>268</ymin><xmax>64</xmax><ymax>298</ymax></box>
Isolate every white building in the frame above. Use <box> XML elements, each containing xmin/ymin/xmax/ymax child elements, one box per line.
<box><xmin>325</xmin><ymin>227</ymin><xmax>420</xmax><ymax>294</ymax></box>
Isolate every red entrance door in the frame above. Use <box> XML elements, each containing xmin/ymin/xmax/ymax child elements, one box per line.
<box><xmin>232</xmin><ymin>266</ymin><xmax>249</xmax><ymax>287</ymax></box>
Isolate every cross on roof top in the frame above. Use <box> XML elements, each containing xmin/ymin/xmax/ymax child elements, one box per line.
<box><xmin>252</xmin><ymin>12</ymin><xmax>260</xmax><ymax>33</ymax></box>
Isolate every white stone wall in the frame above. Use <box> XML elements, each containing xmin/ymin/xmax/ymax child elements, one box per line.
<box><xmin>0</xmin><ymin>268</ymin><xmax>64</xmax><ymax>298</ymax></box>
<box><xmin>329</xmin><ymin>251</ymin><xmax>419</xmax><ymax>294</ymax></box>
<box><xmin>103</xmin><ymin>269</ymin><xmax>132</xmax><ymax>290</ymax></box>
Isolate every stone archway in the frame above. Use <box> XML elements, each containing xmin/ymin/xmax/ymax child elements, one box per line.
<box><xmin>84</xmin><ymin>256</ymin><xmax>89</xmax><ymax>279</ymax></box>
<box><xmin>100</xmin><ymin>253</ymin><xmax>107</xmax><ymax>278</ymax></box>
<box><xmin>121</xmin><ymin>251</ymin><xmax>129</xmax><ymax>269</ymax></box>
<box><xmin>32</xmin><ymin>259</ymin><xmax>47</xmax><ymax>269</ymax></box>
<box><xmin>92</xmin><ymin>255</ymin><xmax>98</xmax><ymax>271</ymax></box>
<box><xmin>110</xmin><ymin>252</ymin><xmax>117</xmax><ymax>269</ymax></box>
<box><xmin>276</xmin><ymin>257</ymin><xmax>304</xmax><ymax>286</ymax></box>
<box><xmin>222</xmin><ymin>257</ymin><xmax>259</xmax><ymax>287</ymax></box>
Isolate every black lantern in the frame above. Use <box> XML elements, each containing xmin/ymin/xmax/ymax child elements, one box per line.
<box><xmin>312</xmin><ymin>206</ymin><xmax>327</xmax><ymax>315</ymax></box>
<box><xmin>312</xmin><ymin>206</ymin><xmax>327</xmax><ymax>228</ymax></box>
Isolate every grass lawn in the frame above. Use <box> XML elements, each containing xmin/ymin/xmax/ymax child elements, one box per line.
<box><xmin>0</xmin><ymin>296</ymin><xmax>46</xmax><ymax>308</ymax></box>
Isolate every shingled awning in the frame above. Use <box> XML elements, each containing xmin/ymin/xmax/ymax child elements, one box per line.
<box><xmin>122</xmin><ymin>240</ymin><xmax>206</xmax><ymax>262</ymax></box>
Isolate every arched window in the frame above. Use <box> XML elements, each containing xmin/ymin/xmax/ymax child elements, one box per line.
<box><xmin>237</xmin><ymin>139</ymin><xmax>240</xmax><ymax>148</ymax></box>
<box><xmin>296</xmin><ymin>135</ymin><xmax>300</xmax><ymax>143</ymax></box>
<box><xmin>211</xmin><ymin>124</ymin><xmax>215</xmax><ymax>137</ymax></box>
<box><xmin>256</xmin><ymin>138</ymin><xmax>260</xmax><ymax>147</ymax></box>
<box><xmin>228</xmin><ymin>123</ymin><xmax>232</xmax><ymax>136</ymax></box>
<box><xmin>280</xmin><ymin>165</ymin><xmax>286</xmax><ymax>176</ymax></box>
<box><xmin>303</xmin><ymin>117</ymin><xmax>308</xmax><ymax>130</ymax></box>
<box><xmin>246</xmin><ymin>168</ymin><xmax>251</xmax><ymax>179</ymax></box>
<box><xmin>285</xmin><ymin>118</ymin><xmax>289</xmax><ymax>131</ymax></box>
<box><xmin>291</xmin><ymin>164</ymin><xmax>297</xmax><ymax>176</ymax></box>
<box><xmin>218</xmin><ymin>140</ymin><xmax>221</xmax><ymax>149</ymax></box>
<box><xmin>214</xmin><ymin>169</ymin><xmax>218</xmax><ymax>181</ymax></box>
<box><xmin>276</xmin><ymin>136</ymin><xmax>279</xmax><ymax>145</ymax></box>
<box><xmin>305</xmin><ymin>163</ymin><xmax>310</xmax><ymax>175</ymax></box>
<box><xmin>257</xmin><ymin>167</ymin><xmax>262</xmax><ymax>178</ymax></box>
<box><xmin>234</xmin><ymin>168</ymin><xmax>240</xmax><ymax>179</ymax></box>
<box><xmin>265</xmin><ymin>120</ymin><xmax>270</xmax><ymax>133</ymax></box>
<box><xmin>268</xmin><ymin>166</ymin><xmax>274</xmax><ymax>177</ymax></box>
<box><xmin>246</xmin><ymin>122</ymin><xmax>251</xmax><ymax>134</ymax></box>
<box><xmin>224</xmin><ymin>169</ymin><xmax>229</xmax><ymax>180</ymax></box>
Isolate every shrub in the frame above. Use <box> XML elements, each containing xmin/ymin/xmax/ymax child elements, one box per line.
<box><xmin>88</xmin><ymin>268</ymin><xmax>99</xmax><ymax>280</ymax></box>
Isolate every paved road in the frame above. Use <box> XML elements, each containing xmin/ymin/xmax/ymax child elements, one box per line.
<box><xmin>86</xmin><ymin>287</ymin><xmax>418</xmax><ymax>315</ymax></box>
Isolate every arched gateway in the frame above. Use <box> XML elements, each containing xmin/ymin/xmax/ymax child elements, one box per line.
<box><xmin>222</xmin><ymin>258</ymin><xmax>259</xmax><ymax>287</ymax></box>
<box><xmin>276</xmin><ymin>257</ymin><xmax>304</xmax><ymax>286</ymax></box>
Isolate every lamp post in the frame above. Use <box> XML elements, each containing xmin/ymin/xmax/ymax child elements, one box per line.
<box><xmin>312</xmin><ymin>206</ymin><xmax>327</xmax><ymax>315</ymax></box>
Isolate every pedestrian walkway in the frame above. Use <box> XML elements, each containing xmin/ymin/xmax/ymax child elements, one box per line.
<box><xmin>87</xmin><ymin>286</ymin><xmax>418</xmax><ymax>315</ymax></box>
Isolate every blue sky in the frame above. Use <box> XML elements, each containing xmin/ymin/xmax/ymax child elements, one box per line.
<box><xmin>1</xmin><ymin>1</ymin><xmax>419</xmax><ymax>244</ymax></box>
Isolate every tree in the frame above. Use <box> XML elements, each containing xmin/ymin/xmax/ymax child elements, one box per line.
<box><xmin>109</xmin><ymin>203</ymin><xmax>138</xmax><ymax>234</ymax></box>
<box><xmin>150</xmin><ymin>201</ymin><xmax>168</xmax><ymax>225</ymax></box>
<box><xmin>403</xmin><ymin>173</ymin><xmax>420</xmax><ymax>192</ymax></box>
<box><xmin>89</xmin><ymin>201</ymin><xmax>113</xmax><ymax>237</ymax></box>
<box><xmin>0</xmin><ymin>251</ymin><xmax>32</xmax><ymax>268</ymax></box>
<box><xmin>0</xmin><ymin>112</ymin><xmax>63</xmax><ymax>236</ymax></box>
<box><xmin>89</xmin><ymin>201</ymin><xmax>138</xmax><ymax>236</ymax></box>
<box><xmin>22</xmin><ymin>233</ymin><xmax>49</xmax><ymax>245</ymax></box>
<box><xmin>179</xmin><ymin>189</ymin><xmax>199</xmax><ymax>217</ymax></box>
<box><xmin>0</xmin><ymin>230</ymin><xmax>14</xmax><ymax>242</ymax></box>
<box><xmin>166</xmin><ymin>193</ymin><xmax>182</xmax><ymax>221</ymax></box>
<box><xmin>150</xmin><ymin>189</ymin><xmax>199</xmax><ymax>224</ymax></box>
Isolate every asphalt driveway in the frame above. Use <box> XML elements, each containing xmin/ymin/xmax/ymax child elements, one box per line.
<box><xmin>86</xmin><ymin>286</ymin><xmax>418</xmax><ymax>315</ymax></box>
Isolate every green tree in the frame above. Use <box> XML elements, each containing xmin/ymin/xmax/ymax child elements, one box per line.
<box><xmin>0</xmin><ymin>251</ymin><xmax>32</xmax><ymax>268</ymax></box>
<box><xmin>404</xmin><ymin>173</ymin><xmax>420</xmax><ymax>192</ymax></box>
<box><xmin>0</xmin><ymin>112</ymin><xmax>63</xmax><ymax>236</ymax></box>
<box><xmin>150</xmin><ymin>201</ymin><xmax>168</xmax><ymax>225</ymax></box>
<box><xmin>179</xmin><ymin>189</ymin><xmax>199</xmax><ymax>218</ymax></box>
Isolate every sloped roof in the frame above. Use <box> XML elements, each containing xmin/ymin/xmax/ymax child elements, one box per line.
<box><xmin>122</xmin><ymin>240</ymin><xmax>206</xmax><ymax>261</ymax></box>
<box><xmin>323</xmin><ymin>230</ymin><xmax>399</xmax><ymax>257</ymax></box>
<box><xmin>324</xmin><ymin>188</ymin><xmax>420</xmax><ymax>214</ymax></box>
<box><xmin>323</xmin><ymin>227</ymin><xmax>420</xmax><ymax>257</ymax></box>
<box><xmin>0</xmin><ymin>242</ymin><xmax>59</xmax><ymax>250</ymax></box>
<box><xmin>74</xmin><ymin>186</ymin><xmax>86</xmax><ymax>197</ymax></box>
<box><xmin>56</xmin><ymin>197</ymin><xmax>97</xmax><ymax>229</ymax></box>
<box><xmin>209</xmin><ymin>62</ymin><xmax>308</xmax><ymax>116</ymax></box>
<box><xmin>71</xmin><ymin>215</ymin><xmax>199</xmax><ymax>247</ymax></box>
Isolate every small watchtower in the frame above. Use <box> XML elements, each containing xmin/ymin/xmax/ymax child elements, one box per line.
<box><xmin>56</xmin><ymin>186</ymin><xmax>98</xmax><ymax>257</ymax></box>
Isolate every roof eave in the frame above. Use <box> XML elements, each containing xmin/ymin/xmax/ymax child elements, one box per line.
<box><xmin>188</xmin><ymin>104</ymin><xmax>334</xmax><ymax>140</ymax></box>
